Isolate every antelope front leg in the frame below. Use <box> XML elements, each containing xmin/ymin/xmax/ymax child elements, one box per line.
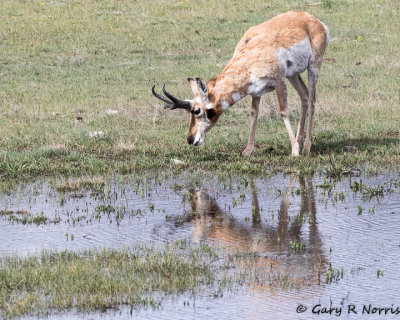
<box><xmin>303</xmin><ymin>88</ymin><xmax>315</xmax><ymax>155</ymax></box>
<box><xmin>288</xmin><ymin>74</ymin><xmax>309</xmax><ymax>148</ymax></box>
<box><xmin>275</xmin><ymin>82</ymin><xmax>299</xmax><ymax>156</ymax></box>
<box><xmin>242</xmin><ymin>96</ymin><xmax>261</xmax><ymax>157</ymax></box>
<box><xmin>303</xmin><ymin>61</ymin><xmax>321</xmax><ymax>155</ymax></box>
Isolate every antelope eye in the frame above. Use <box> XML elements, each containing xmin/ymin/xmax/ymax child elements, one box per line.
<box><xmin>192</xmin><ymin>108</ymin><xmax>201</xmax><ymax>115</ymax></box>
<box><xmin>206</xmin><ymin>109</ymin><xmax>216</xmax><ymax>119</ymax></box>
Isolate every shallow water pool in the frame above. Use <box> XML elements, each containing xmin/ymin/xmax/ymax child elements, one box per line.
<box><xmin>1</xmin><ymin>172</ymin><xmax>400</xmax><ymax>319</ymax></box>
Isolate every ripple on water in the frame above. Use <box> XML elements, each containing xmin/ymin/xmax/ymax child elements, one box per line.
<box><xmin>2</xmin><ymin>172</ymin><xmax>400</xmax><ymax>319</ymax></box>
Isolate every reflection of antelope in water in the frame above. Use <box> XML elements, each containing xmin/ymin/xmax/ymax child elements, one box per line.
<box><xmin>174</xmin><ymin>175</ymin><xmax>325</xmax><ymax>285</ymax></box>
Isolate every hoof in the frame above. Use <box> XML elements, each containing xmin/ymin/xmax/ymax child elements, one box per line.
<box><xmin>242</xmin><ymin>148</ymin><xmax>253</xmax><ymax>157</ymax></box>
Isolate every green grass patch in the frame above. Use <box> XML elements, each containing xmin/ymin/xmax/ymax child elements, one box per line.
<box><xmin>0</xmin><ymin>244</ymin><xmax>218</xmax><ymax>318</ymax></box>
<box><xmin>0</xmin><ymin>209</ymin><xmax>57</xmax><ymax>225</ymax></box>
<box><xmin>0</xmin><ymin>0</ymin><xmax>398</xmax><ymax>180</ymax></box>
<box><xmin>0</xmin><ymin>240</ymin><xmax>304</xmax><ymax>318</ymax></box>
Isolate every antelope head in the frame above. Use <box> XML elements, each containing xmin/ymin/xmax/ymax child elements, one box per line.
<box><xmin>152</xmin><ymin>78</ymin><xmax>220</xmax><ymax>146</ymax></box>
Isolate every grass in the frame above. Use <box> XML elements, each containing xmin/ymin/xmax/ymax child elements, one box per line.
<box><xmin>8</xmin><ymin>212</ymin><xmax>52</xmax><ymax>225</ymax></box>
<box><xmin>0</xmin><ymin>243</ymin><xmax>218</xmax><ymax>318</ymax></box>
<box><xmin>0</xmin><ymin>0</ymin><xmax>397</xmax><ymax>180</ymax></box>
<box><xmin>0</xmin><ymin>241</ymin><xmax>301</xmax><ymax>319</ymax></box>
<box><xmin>0</xmin><ymin>209</ymin><xmax>56</xmax><ymax>225</ymax></box>
<box><xmin>55</xmin><ymin>176</ymin><xmax>105</xmax><ymax>192</ymax></box>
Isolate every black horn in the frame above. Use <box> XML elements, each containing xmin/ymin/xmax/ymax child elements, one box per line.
<box><xmin>162</xmin><ymin>84</ymin><xmax>192</xmax><ymax>111</ymax></box>
<box><xmin>152</xmin><ymin>85</ymin><xmax>171</xmax><ymax>104</ymax></box>
<box><xmin>152</xmin><ymin>84</ymin><xmax>192</xmax><ymax>111</ymax></box>
<box><xmin>152</xmin><ymin>85</ymin><xmax>174</xmax><ymax>109</ymax></box>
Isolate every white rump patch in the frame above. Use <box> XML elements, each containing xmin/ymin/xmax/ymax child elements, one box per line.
<box><xmin>278</xmin><ymin>38</ymin><xmax>313</xmax><ymax>78</ymax></box>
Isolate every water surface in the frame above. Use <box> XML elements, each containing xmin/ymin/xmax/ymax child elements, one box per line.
<box><xmin>1</xmin><ymin>172</ymin><xmax>400</xmax><ymax>319</ymax></box>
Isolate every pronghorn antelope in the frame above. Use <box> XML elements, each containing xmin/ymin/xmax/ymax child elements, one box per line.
<box><xmin>152</xmin><ymin>11</ymin><xmax>329</xmax><ymax>156</ymax></box>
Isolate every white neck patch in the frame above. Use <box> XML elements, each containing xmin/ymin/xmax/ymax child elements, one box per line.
<box><xmin>232</xmin><ymin>92</ymin><xmax>241</xmax><ymax>102</ymax></box>
<box><xmin>221</xmin><ymin>100</ymin><xmax>230</xmax><ymax>110</ymax></box>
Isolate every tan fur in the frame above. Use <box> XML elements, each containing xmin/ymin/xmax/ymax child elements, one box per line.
<box><xmin>208</xmin><ymin>11</ymin><xmax>328</xmax><ymax>110</ymax></box>
<box><xmin>188</xmin><ymin>113</ymin><xmax>198</xmax><ymax>138</ymax></box>
<box><xmin>185</xmin><ymin>11</ymin><xmax>328</xmax><ymax>153</ymax></box>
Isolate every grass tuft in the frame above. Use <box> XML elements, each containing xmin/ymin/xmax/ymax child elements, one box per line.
<box><xmin>0</xmin><ymin>244</ymin><xmax>217</xmax><ymax>319</ymax></box>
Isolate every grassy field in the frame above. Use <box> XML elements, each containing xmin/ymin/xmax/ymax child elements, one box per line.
<box><xmin>0</xmin><ymin>0</ymin><xmax>399</xmax><ymax>180</ymax></box>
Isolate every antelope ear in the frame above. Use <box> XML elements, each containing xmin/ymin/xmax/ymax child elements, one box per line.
<box><xmin>196</xmin><ymin>78</ymin><xmax>209</xmax><ymax>102</ymax></box>
<box><xmin>187</xmin><ymin>78</ymin><xmax>199</xmax><ymax>96</ymax></box>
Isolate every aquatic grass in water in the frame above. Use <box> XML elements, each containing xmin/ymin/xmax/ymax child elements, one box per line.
<box><xmin>0</xmin><ymin>172</ymin><xmax>399</xmax><ymax>318</ymax></box>
<box><xmin>55</xmin><ymin>177</ymin><xmax>105</xmax><ymax>193</ymax></box>
<box><xmin>0</xmin><ymin>239</ymin><xmax>301</xmax><ymax>319</ymax></box>
<box><xmin>351</xmin><ymin>180</ymin><xmax>385</xmax><ymax>199</ymax></box>
<box><xmin>0</xmin><ymin>244</ymin><xmax>218</xmax><ymax>319</ymax></box>
<box><xmin>0</xmin><ymin>210</ymin><xmax>56</xmax><ymax>226</ymax></box>
<box><xmin>8</xmin><ymin>212</ymin><xmax>50</xmax><ymax>226</ymax></box>
<box><xmin>325</xmin><ymin>263</ymin><xmax>344</xmax><ymax>284</ymax></box>
<box><xmin>290</xmin><ymin>239</ymin><xmax>306</xmax><ymax>253</ymax></box>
